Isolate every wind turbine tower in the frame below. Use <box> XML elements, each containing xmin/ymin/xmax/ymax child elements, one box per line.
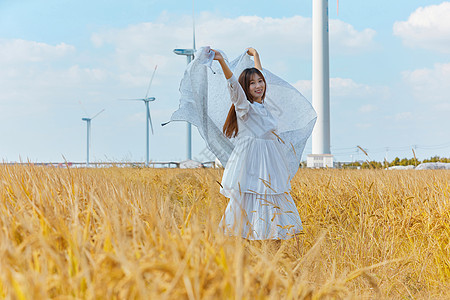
<box><xmin>308</xmin><ymin>0</ymin><xmax>334</xmax><ymax>168</ymax></box>
<box><xmin>82</xmin><ymin>109</ymin><xmax>105</xmax><ymax>167</ymax></box>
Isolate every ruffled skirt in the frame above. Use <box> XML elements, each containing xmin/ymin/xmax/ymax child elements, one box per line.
<box><xmin>219</xmin><ymin>192</ymin><xmax>303</xmax><ymax>240</ymax></box>
<box><xmin>219</xmin><ymin>135</ymin><xmax>303</xmax><ymax>240</ymax></box>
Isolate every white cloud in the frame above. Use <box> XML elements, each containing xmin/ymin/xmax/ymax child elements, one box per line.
<box><xmin>0</xmin><ymin>39</ymin><xmax>106</xmax><ymax>92</ymax></box>
<box><xmin>394</xmin><ymin>112</ymin><xmax>413</xmax><ymax>121</ymax></box>
<box><xmin>331</xmin><ymin>77</ymin><xmax>375</xmax><ymax>97</ymax></box>
<box><xmin>393</xmin><ymin>2</ymin><xmax>450</xmax><ymax>53</ymax></box>
<box><xmin>434</xmin><ymin>102</ymin><xmax>450</xmax><ymax>112</ymax></box>
<box><xmin>292</xmin><ymin>80</ymin><xmax>312</xmax><ymax>95</ymax></box>
<box><xmin>292</xmin><ymin>77</ymin><xmax>388</xmax><ymax>100</ymax></box>
<box><xmin>90</xmin><ymin>12</ymin><xmax>377</xmax><ymax>80</ymax></box>
<box><xmin>126</xmin><ymin>112</ymin><xmax>146</xmax><ymax>123</ymax></box>
<box><xmin>384</xmin><ymin>112</ymin><xmax>414</xmax><ymax>122</ymax></box>
<box><xmin>0</xmin><ymin>39</ymin><xmax>75</xmax><ymax>64</ymax></box>
<box><xmin>356</xmin><ymin>123</ymin><xmax>372</xmax><ymax>129</ymax></box>
<box><xmin>0</xmin><ymin>64</ymin><xmax>111</xmax><ymax>101</ymax></box>
<box><xmin>359</xmin><ymin>104</ymin><xmax>377</xmax><ymax>113</ymax></box>
<box><xmin>197</xmin><ymin>14</ymin><xmax>311</xmax><ymax>56</ymax></box>
<box><xmin>330</xmin><ymin>19</ymin><xmax>377</xmax><ymax>54</ymax></box>
<box><xmin>402</xmin><ymin>62</ymin><xmax>450</xmax><ymax>103</ymax></box>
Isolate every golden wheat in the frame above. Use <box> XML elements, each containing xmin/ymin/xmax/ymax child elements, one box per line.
<box><xmin>0</xmin><ymin>165</ymin><xmax>449</xmax><ymax>299</ymax></box>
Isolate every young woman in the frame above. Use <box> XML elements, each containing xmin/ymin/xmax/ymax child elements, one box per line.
<box><xmin>212</xmin><ymin>48</ymin><xmax>304</xmax><ymax>240</ymax></box>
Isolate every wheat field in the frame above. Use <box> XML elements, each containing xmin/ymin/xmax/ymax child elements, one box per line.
<box><xmin>0</xmin><ymin>165</ymin><xmax>449</xmax><ymax>299</ymax></box>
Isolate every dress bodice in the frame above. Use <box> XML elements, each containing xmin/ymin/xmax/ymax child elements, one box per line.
<box><xmin>227</xmin><ymin>74</ymin><xmax>278</xmax><ymax>140</ymax></box>
<box><xmin>237</xmin><ymin>102</ymin><xmax>278</xmax><ymax>140</ymax></box>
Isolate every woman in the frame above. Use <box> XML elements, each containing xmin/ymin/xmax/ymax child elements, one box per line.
<box><xmin>166</xmin><ymin>46</ymin><xmax>316</xmax><ymax>240</ymax></box>
<box><xmin>212</xmin><ymin>48</ymin><xmax>304</xmax><ymax>240</ymax></box>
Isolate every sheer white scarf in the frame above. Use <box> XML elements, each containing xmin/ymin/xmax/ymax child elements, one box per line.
<box><xmin>165</xmin><ymin>47</ymin><xmax>317</xmax><ymax>178</ymax></box>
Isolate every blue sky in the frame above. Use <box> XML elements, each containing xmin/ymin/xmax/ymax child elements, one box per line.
<box><xmin>1</xmin><ymin>0</ymin><xmax>449</xmax><ymax>163</ymax></box>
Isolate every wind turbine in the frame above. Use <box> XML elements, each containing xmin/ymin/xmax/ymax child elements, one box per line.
<box><xmin>121</xmin><ymin>65</ymin><xmax>158</xmax><ymax>167</ymax></box>
<box><xmin>173</xmin><ymin>0</ymin><xmax>196</xmax><ymax>160</ymax></box>
<box><xmin>81</xmin><ymin>108</ymin><xmax>105</xmax><ymax>167</ymax></box>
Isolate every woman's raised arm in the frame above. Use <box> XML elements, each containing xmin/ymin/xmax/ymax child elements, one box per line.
<box><xmin>211</xmin><ymin>49</ymin><xmax>249</xmax><ymax>119</ymax></box>
<box><xmin>212</xmin><ymin>49</ymin><xmax>233</xmax><ymax>79</ymax></box>
<box><xmin>247</xmin><ymin>47</ymin><xmax>262</xmax><ymax>71</ymax></box>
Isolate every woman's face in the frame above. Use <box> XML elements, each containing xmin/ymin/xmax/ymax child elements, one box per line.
<box><xmin>248</xmin><ymin>73</ymin><xmax>265</xmax><ymax>102</ymax></box>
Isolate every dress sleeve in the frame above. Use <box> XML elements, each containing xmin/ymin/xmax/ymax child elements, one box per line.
<box><xmin>227</xmin><ymin>74</ymin><xmax>250</xmax><ymax>120</ymax></box>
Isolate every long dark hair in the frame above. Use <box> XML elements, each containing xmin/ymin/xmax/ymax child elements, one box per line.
<box><xmin>223</xmin><ymin>68</ymin><xmax>266</xmax><ymax>138</ymax></box>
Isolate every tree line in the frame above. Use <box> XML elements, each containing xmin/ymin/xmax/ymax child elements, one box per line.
<box><xmin>341</xmin><ymin>156</ymin><xmax>450</xmax><ymax>169</ymax></box>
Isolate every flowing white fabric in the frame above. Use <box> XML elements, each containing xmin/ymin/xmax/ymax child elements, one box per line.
<box><xmin>167</xmin><ymin>47</ymin><xmax>317</xmax><ymax>178</ymax></box>
<box><xmin>166</xmin><ymin>47</ymin><xmax>316</xmax><ymax>239</ymax></box>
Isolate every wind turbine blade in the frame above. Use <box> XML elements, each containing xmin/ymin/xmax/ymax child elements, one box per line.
<box><xmin>78</xmin><ymin>100</ymin><xmax>89</xmax><ymax>116</ymax></box>
<box><xmin>147</xmin><ymin>105</ymin><xmax>154</xmax><ymax>135</ymax></box>
<box><xmin>144</xmin><ymin>65</ymin><xmax>158</xmax><ymax>100</ymax></box>
<box><xmin>337</xmin><ymin>0</ymin><xmax>339</xmax><ymax>15</ymax></box>
<box><xmin>91</xmin><ymin>108</ymin><xmax>105</xmax><ymax>120</ymax></box>
<box><xmin>118</xmin><ymin>98</ymin><xmax>145</xmax><ymax>101</ymax></box>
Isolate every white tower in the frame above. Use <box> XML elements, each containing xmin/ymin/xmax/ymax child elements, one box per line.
<box><xmin>308</xmin><ymin>0</ymin><xmax>334</xmax><ymax>168</ymax></box>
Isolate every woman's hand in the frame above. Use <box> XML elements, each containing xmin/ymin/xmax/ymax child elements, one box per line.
<box><xmin>247</xmin><ymin>47</ymin><xmax>258</xmax><ymax>56</ymax></box>
<box><xmin>211</xmin><ymin>49</ymin><xmax>233</xmax><ymax>79</ymax></box>
<box><xmin>212</xmin><ymin>49</ymin><xmax>224</xmax><ymax>61</ymax></box>
<box><xmin>247</xmin><ymin>48</ymin><xmax>262</xmax><ymax>71</ymax></box>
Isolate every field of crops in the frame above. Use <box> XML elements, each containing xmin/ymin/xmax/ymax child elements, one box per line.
<box><xmin>0</xmin><ymin>165</ymin><xmax>449</xmax><ymax>299</ymax></box>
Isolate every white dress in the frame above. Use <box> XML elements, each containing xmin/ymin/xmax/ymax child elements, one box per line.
<box><xmin>218</xmin><ymin>74</ymin><xmax>303</xmax><ymax>240</ymax></box>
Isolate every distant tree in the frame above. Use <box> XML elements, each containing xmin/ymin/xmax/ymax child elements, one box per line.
<box><xmin>421</xmin><ymin>156</ymin><xmax>450</xmax><ymax>163</ymax></box>
<box><xmin>322</xmin><ymin>156</ymin><xmax>449</xmax><ymax>169</ymax></box>
<box><xmin>399</xmin><ymin>158</ymin><xmax>406</xmax><ymax>166</ymax></box>
<box><xmin>390</xmin><ymin>157</ymin><xmax>400</xmax><ymax>167</ymax></box>
<box><xmin>361</xmin><ymin>160</ymin><xmax>382</xmax><ymax>169</ymax></box>
<box><xmin>388</xmin><ymin>157</ymin><xmax>422</xmax><ymax>167</ymax></box>
<box><xmin>342</xmin><ymin>161</ymin><xmax>361</xmax><ymax>169</ymax></box>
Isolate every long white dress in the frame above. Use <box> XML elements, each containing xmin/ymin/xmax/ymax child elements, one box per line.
<box><xmin>218</xmin><ymin>74</ymin><xmax>303</xmax><ymax>240</ymax></box>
